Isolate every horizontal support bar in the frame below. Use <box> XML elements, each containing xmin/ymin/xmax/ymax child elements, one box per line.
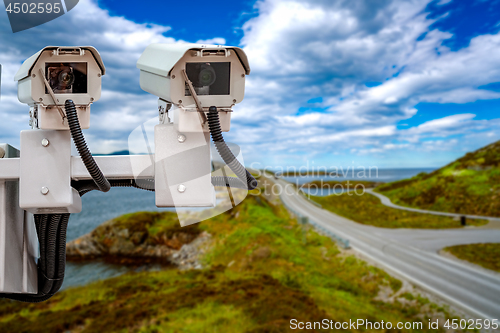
<box><xmin>71</xmin><ymin>155</ymin><xmax>154</xmax><ymax>180</ymax></box>
<box><xmin>0</xmin><ymin>158</ymin><xmax>20</xmax><ymax>180</ymax></box>
<box><xmin>0</xmin><ymin>155</ymin><xmax>154</xmax><ymax>181</ymax></box>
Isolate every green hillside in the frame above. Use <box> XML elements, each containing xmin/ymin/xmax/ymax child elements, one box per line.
<box><xmin>444</xmin><ymin>243</ymin><xmax>500</xmax><ymax>273</ymax></box>
<box><xmin>311</xmin><ymin>192</ymin><xmax>486</xmax><ymax>229</ymax></box>
<box><xmin>0</xmin><ymin>194</ymin><xmax>460</xmax><ymax>332</ymax></box>
<box><xmin>376</xmin><ymin>140</ymin><xmax>500</xmax><ymax>217</ymax></box>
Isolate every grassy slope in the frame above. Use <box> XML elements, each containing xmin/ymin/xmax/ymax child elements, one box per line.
<box><xmin>376</xmin><ymin>140</ymin><xmax>500</xmax><ymax>217</ymax></box>
<box><xmin>109</xmin><ymin>211</ymin><xmax>201</xmax><ymax>240</ymax></box>
<box><xmin>66</xmin><ymin>211</ymin><xmax>203</xmax><ymax>264</ymax></box>
<box><xmin>0</xmin><ymin>195</ymin><xmax>462</xmax><ymax>332</ymax></box>
<box><xmin>302</xmin><ymin>180</ymin><xmax>381</xmax><ymax>189</ymax></box>
<box><xmin>311</xmin><ymin>192</ymin><xmax>486</xmax><ymax>228</ymax></box>
<box><xmin>96</xmin><ymin>211</ymin><xmax>201</xmax><ymax>250</ymax></box>
<box><xmin>444</xmin><ymin>243</ymin><xmax>500</xmax><ymax>272</ymax></box>
<box><xmin>280</xmin><ymin>171</ymin><xmax>332</xmax><ymax>176</ymax></box>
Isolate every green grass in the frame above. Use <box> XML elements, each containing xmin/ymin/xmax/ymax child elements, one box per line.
<box><xmin>311</xmin><ymin>192</ymin><xmax>487</xmax><ymax>228</ymax></box>
<box><xmin>97</xmin><ymin>211</ymin><xmax>202</xmax><ymax>246</ymax></box>
<box><xmin>376</xmin><ymin>140</ymin><xmax>500</xmax><ymax>217</ymax></box>
<box><xmin>444</xmin><ymin>243</ymin><xmax>500</xmax><ymax>272</ymax></box>
<box><xmin>301</xmin><ymin>180</ymin><xmax>381</xmax><ymax>189</ymax></box>
<box><xmin>280</xmin><ymin>170</ymin><xmax>334</xmax><ymax>176</ymax></box>
<box><xmin>0</xmin><ymin>195</ymin><xmax>464</xmax><ymax>332</ymax></box>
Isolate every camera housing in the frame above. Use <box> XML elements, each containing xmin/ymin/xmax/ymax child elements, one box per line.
<box><xmin>15</xmin><ymin>46</ymin><xmax>105</xmax><ymax>130</ymax></box>
<box><xmin>136</xmin><ymin>43</ymin><xmax>250</xmax><ymax>132</ymax></box>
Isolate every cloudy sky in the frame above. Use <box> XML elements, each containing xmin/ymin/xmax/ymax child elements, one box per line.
<box><xmin>1</xmin><ymin>0</ymin><xmax>499</xmax><ymax>169</ymax></box>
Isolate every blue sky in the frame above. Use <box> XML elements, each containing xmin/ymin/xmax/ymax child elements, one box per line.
<box><xmin>96</xmin><ymin>0</ymin><xmax>256</xmax><ymax>45</ymax></box>
<box><xmin>1</xmin><ymin>0</ymin><xmax>500</xmax><ymax>169</ymax></box>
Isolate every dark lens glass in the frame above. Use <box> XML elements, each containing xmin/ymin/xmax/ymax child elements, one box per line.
<box><xmin>45</xmin><ymin>62</ymin><xmax>88</xmax><ymax>94</ymax></box>
<box><xmin>59</xmin><ymin>70</ymin><xmax>75</xmax><ymax>86</ymax></box>
<box><xmin>185</xmin><ymin>62</ymin><xmax>230</xmax><ymax>96</ymax></box>
<box><xmin>198</xmin><ymin>65</ymin><xmax>217</xmax><ymax>86</ymax></box>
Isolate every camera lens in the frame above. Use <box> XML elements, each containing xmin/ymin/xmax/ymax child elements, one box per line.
<box><xmin>46</xmin><ymin>62</ymin><xmax>88</xmax><ymax>94</ymax></box>
<box><xmin>198</xmin><ymin>64</ymin><xmax>216</xmax><ymax>87</ymax></box>
<box><xmin>58</xmin><ymin>70</ymin><xmax>75</xmax><ymax>87</ymax></box>
<box><xmin>186</xmin><ymin>62</ymin><xmax>230</xmax><ymax>96</ymax></box>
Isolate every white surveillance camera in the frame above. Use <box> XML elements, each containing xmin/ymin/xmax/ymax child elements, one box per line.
<box><xmin>136</xmin><ymin>43</ymin><xmax>250</xmax><ymax>132</ymax></box>
<box><xmin>14</xmin><ymin>46</ymin><xmax>105</xmax><ymax>130</ymax></box>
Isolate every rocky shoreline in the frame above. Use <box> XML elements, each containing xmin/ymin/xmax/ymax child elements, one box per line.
<box><xmin>66</xmin><ymin>211</ymin><xmax>212</xmax><ymax>270</ymax></box>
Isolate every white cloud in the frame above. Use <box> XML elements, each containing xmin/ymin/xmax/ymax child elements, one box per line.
<box><xmin>226</xmin><ymin>0</ymin><xmax>500</xmax><ymax>166</ymax></box>
<box><xmin>409</xmin><ymin>114</ymin><xmax>476</xmax><ymax>134</ymax></box>
<box><xmin>1</xmin><ymin>0</ymin><xmax>499</xmax><ymax>168</ymax></box>
<box><xmin>195</xmin><ymin>38</ymin><xmax>227</xmax><ymax>45</ymax></box>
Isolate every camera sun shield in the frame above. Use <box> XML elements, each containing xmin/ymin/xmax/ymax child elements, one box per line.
<box><xmin>137</xmin><ymin>43</ymin><xmax>250</xmax><ymax>133</ymax></box>
<box><xmin>137</xmin><ymin>43</ymin><xmax>250</xmax><ymax>110</ymax></box>
<box><xmin>15</xmin><ymin>46</ymin><xmax>105</xmax><ymax>130</ymax></box>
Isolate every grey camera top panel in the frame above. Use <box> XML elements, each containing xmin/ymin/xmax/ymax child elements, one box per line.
<box><xmin>0</xmin><ymin>144</ymin><xmax>19</xmax><ymax>158</ymax></box>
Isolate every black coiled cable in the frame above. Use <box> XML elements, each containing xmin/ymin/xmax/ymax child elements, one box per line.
<box><xmin>207</xmin><ymin>106</ymin><xmax>257</xmax><ymax>190</ymax></box>
<box><xmin>51</xmin><ymin>213</ymin><xmax>70</xmax><ymax>294</ymax></box>
<box><xmin>73</xmin><ymin>179</ymin><xmax>155</xmax><ymax>197</ymax></box>
<box><xmin>211</xmin><ymin>175</ymin><xmax>250</xmax><ymax>189</ymax></box>
<box><xmin>65</xmin><ymin>100</ymin><xmax>110</xmax><ymax>193</ymax></box>
<box><xmin>1</xmin><ymin>213</ymin><xmax>69</xmax><ymax>303</ymax></box>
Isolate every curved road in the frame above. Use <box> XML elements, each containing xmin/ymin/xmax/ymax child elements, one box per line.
<box><xmin>271</xmin><ymin>177</ymin><xmax>500</xmax><ymax>319</ymax></box>
<box><xmin>367</xmin><ymin>189</ymin><xmax>500</xmax><ymax>228</ymax></box>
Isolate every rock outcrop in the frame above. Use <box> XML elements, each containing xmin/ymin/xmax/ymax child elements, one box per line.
<box><xmin>66</xmin><ymin>211</ymin><xmax>212</xmax><ymax>270</ymax></box>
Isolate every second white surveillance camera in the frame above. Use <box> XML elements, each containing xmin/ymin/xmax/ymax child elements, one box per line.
<box><xmin>15</xmin><ymin>46</ymin><xmax>105</xmax><ymax>130</ymax></box>
<box><xmin>136</xmin><ymin>43</ymin><xmax>250</xmax><ymax>132</ymax></box>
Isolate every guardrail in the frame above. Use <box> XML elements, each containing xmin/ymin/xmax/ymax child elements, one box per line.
<box><xmin>281</xmin><ymin>195</ymin><xmax>350</xmax><ymax>249</ymax></box>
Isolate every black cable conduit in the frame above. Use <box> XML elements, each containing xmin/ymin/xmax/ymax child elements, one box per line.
<box><xmin>65</xmin><ymin>100</ymin><xmax>110</xmax><ymax>193</ymax></box>
<box><xmin>207</xmin><ymin>106</ymin><xmax>257</xmax><ymax>190</ymax></box>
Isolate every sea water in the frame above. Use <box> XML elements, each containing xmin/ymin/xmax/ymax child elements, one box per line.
<box><xmin>286</xmin><ymin>167</ymin><xmax>435</xmax><ymax>196</ymax></box>
<box><xmin>63</xmin><ymin>187</ymin><xmax>172</xmax><ymax>290</ymax></box>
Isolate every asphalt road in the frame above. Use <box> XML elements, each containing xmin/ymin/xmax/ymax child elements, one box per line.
<box><xmin>367</xmin><ymin>189</ymin><xmax>500</xmax><ymax>228</ymax></box>
<box><xmin>273</xmin><ymin>177</ymin><xmax>500</xmax><ymax>319</ymax></box>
